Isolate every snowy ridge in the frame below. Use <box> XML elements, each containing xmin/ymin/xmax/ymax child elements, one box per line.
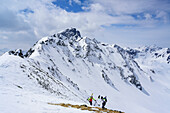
<box><xmin>0</xmin><ymin>28</ymin><xmax>170</xmax><ymax>113</ymax></box>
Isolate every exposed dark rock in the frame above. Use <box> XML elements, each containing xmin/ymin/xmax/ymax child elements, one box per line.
<box><xmin>25</xmin><ymin>48</ymin><xmax>35</xmax><ymax>57</ymax></box>
<box><xmin>167</xmin><ymin>48</ymin><xmax>170</xmax><ymax>54</ymax></box>
<box><xmin>58</xmin><ymin>28</ymin><xmax>81</xmax><ymax>39</ymax></box>
<box><xmin>8</xmin><ymin>49</ymin><xmax>24</xmax><ymax>58</ymax></box>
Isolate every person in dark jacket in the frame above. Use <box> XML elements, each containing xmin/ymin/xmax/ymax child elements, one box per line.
<box><xmin>102</xmin><ymin>96</ymin><xmax>107</xmax><ymax>109</ymax></box>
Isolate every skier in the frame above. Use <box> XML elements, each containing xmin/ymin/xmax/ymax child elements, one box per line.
<box><xmin>102</xmin><ymin>96</ymin><xmax>107</xmax><ymax>109</ymax></box>
<box><xmin>87</xmin><ymin>93</ymin><xmax>96</xmax><ymax>106</ymax></box>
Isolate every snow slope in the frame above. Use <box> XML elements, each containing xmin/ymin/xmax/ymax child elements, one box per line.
<box><xmin>0</xmin><ymin>53</ymin><xmax>91</xmax><ymax>113</ymax></box>
<box><xmin>0</xmin><ymin>28</ymin><xmax>170</xmax><ymax>113</ymax></box>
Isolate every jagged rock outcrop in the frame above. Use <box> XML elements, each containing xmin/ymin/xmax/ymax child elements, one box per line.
<box><xmin>8</xmin><ymin>49</ymin><xmax>24</xmax><ymax>58</ymax></box>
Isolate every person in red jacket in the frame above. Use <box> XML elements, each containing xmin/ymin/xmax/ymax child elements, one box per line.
<box><xmin>88</xmin><ymin>94</ymin><xmax>96</xmax><ymax>106</ymax></box>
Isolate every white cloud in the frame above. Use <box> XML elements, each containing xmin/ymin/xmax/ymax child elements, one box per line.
<box><xmin>0</xmin><ymin>8</ymin><xmax>30</xmax><ymax>32</ymax></box>
<box><xmin>86</xmin><ymin>0</ymin><xmax>170</xmax><ymax>27</ymax></box>
<box><xmin>156</xmin><ymin>11</ymin><xmax>169</xmax><ymax>23</ymax></box>
<box><xmin>88</xmin><ymin>3</ymin><xmax>105</xmax><ymax>13</ymax></box>
<box><xmin>73</xmin><ymin>0</ymin><xmax>81</xmax><ymax>5</ymax></box>
<box><xmin>0</xmin><ymin>0</ymin><xmax>170</xmax><ymax>50</ymax></box>
<box><xmin>144</xmin><ymin>13</ymin><xmax>152</xmax><ymax>20</ymax></box>
<box><xmin>69</xmin><ymin>0</ymin><xmax>81</xmax><ymax>5</ymax></box>
<box><xmin>89</xmin><ymin>0</ymin><xmax>170</xmax><ymax>14</ymax></box>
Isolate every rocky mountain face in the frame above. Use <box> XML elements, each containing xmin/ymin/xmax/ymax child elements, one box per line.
<box><xmin>3</xmin><ymin>28</ymin><xmax>170</xmax><ymax>113</ymax></box>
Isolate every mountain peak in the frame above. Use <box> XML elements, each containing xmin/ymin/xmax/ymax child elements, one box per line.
<box><xmin>57</xmin><ymin>28</ymin><xmax>81</xmax><ymax>39</ymax></box>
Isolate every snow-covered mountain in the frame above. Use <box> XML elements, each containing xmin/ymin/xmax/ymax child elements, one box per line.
<box><xmin>0</xmin><ymin>28</ymin><xmax>170</xmax><ymax>113</ymax></box>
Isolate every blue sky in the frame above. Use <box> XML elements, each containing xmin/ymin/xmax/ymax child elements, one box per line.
<box><xmin>0</xmin><ymin>0</ymin><xmax>170</xmax><ymax>51</ymax></box>
<box><xmin>52</xmin><ymin>0</ymin><xmax>86</xmax><ymax>12</ymax></box>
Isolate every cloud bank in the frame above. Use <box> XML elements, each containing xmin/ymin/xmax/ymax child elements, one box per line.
<box><xmin>0</xmin><ymin>0</ymin><xmax>170</xmax><ymax>50</ymax></box>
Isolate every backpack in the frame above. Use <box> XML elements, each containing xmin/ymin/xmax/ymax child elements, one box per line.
<box><xmin>103</xmin><ymin>97</ymin><xmax>107</xmax><ymax>102</ymax></box>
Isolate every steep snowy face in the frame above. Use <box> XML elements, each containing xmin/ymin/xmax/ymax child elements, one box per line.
<box><xmin>2</xmin><ymin>28</ymin><xmax>170</xmax><ymax>113</ymax></box>
<box><xmin>16</xmin><ymin>28</ymin><xmax>146</xmax><ymax>94</ymax></box>
<box><xmin>126</xmin><ymin>46</ymin><xmax>170</xmax><ymax>78</ymax></box>
<box><xmin>133</xmin><ymin>46</ymin><xmax>170</xmax><ymax>63</ymax></box>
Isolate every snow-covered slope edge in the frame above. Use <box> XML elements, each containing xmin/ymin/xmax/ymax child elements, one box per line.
<box><xmin>0</xmin><ymin>28</ymin><xmax>170</xmax><ymax>113</ymax></box>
